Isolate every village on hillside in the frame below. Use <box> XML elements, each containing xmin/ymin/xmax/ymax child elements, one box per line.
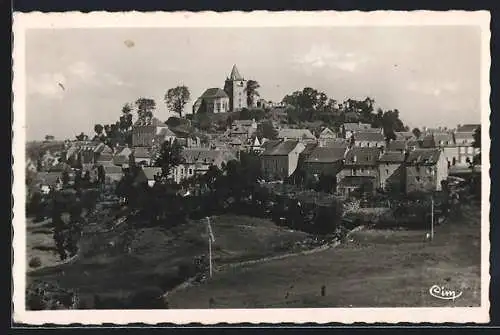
<box><xmin>25</xmin><ymin>64</ymin><xmax>482</xmax><ymax>310</ymax></box>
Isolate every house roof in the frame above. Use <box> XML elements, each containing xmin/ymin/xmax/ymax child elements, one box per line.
<box><xmin>378</xmin><ymin>151</ymin><xmax>405</xmax><ymax>163</ymax></box>
<box><xmin>405</xmin><ymin>149</ymin><xmax>442</xmax><ymax>165</ymax></box>
<box><xmin>344</xmin><ymin>147</ymin><xmax>381</xmax><ymax>166</ymax></box>
<box><xmin>200</xmin><ymin>88</ymin><xmax>229</xmax><ymax>99</ymax></box>
<box><xmin>113</xmin><ymin>155</ymin><xmax>129</xmax><ymax>166</ymax></box>
<box><xmin>321</xmin><ymin>138</ymin><xmax>348</xmax><ymax>148</ymax></box>
<box><xmin>140</xmin><ymin>167</ymin><xmax>162</xmax><ymax>180</ymax></box>
<box><xmin>454</xmin><ymin>132</ymin><xmax>475</xmax><ymax>140</ymax></box>
<box><xmin>104</xmin><ymin>165</ymin><xmax>124</xmax><ymax>174</ymax></box>
<box><xmin>421</xmin><ymin>133</ymin><xmax>455</xmax><ymax>147</ymax></box>
<box><xmin>319</xmin><ymin>127</ymin><xmax>336</xmax><ymax>138</ymax></box>
<box><xmin>182</xmin><ymin>148</ymin><xmax>237</xmax><ymax>165</ymax></box>
<box><xmin>361</xmin><ymin>127</ymin><xmax>383</xmax><ymax>133</ymax></box>
<box><xmin>94</xmin><ymin>143</ymin><xmax>113</xmax><ymax>154</ymax></box>
<box><xmin>157</xmin><ymin>127</ymin><xmax>177</xmax><ymax>137</ymax></box>
<box><xmin>233</xmin><ymin>119</ymin><xmax>255</xmax><ymax>127</ymax></box>
<box><xmin>278</xmin><ymin>128</ymin><xmax>316</xmax><ymax>140</ymax></box>
<box><xmin>229</xmin><ymin>64</ymin><xmax>244</xmax><ymax>81</ymax></box>
<box><xmin>299</xmin><ymin>142</ymin><xmax>318</xmax><ymax>158</ymax></box>
<box><xmin>338</xmin><ymin>176</ymin><xmax>376</xmax><ymax>188</ymax></box>
<box><xmin>133</xmin><ymin>147</ymin><xmax>152</xmax><ymax>159</ymax></box>
<box><xmin>395</xmin><ymin>131</ymin><xmax>415</xmax><ymax>140</ymax></box>
<box><xmin>407</xmin><ymin>139</ymin><xmax>420</xmax><ymax>148</ymax></box>
<box><xmin>343</xmin><ymin>123</ymin><xmax>371</xmax><ymax>131</ymax></box>
<box><xmin>262</xmin><ymin>140</ymin><xmax>300</xmax><ymax>156</ymax></box>
<box><xmin>117</xmin><ymin>147</ymin><xmax>132</xmax><ymax>157</ymax></box>
<box><xmin>34</xmin><ymin>172</ymin><xmax>61</xmax><ymax>186</ymax></box>
<box><xmin>387</xmin><ymin>139</ymin><xmax>407</xmax><ymax>151</ymax></box>
<box><xmin>353</xmin><ymin>132</ymin><xmax>385</xmax><ymax>142</ymax></box>
<box><xmin>261</xmin><ymin>139</ymin><xmax>282</xmax><ymax>151</ymax></box>
<box><xmin>456</xmin><ymin>124</ymin><xmax>480</xmax><ymax>133</ymax></box>
<box><xmin>305</xmin><ymin>147</ymin><xmax>346</xmax><ymax>163</ymax></box>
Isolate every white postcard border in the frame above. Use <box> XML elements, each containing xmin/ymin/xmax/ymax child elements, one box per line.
<box><xmin>12</xmin><ymin>10</ymin><xmax>491</xmax><ymax>325</ymax></box>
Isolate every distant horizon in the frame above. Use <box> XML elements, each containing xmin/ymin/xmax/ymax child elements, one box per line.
<box><xmin>25</xmin><ymin>26</ymin><xmax>482</xmax><ymax>141</ymax></box>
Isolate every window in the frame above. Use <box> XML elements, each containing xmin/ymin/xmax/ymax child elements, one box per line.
<box><xmin>352</xmin><ymin>168</ymin><xmax>357</xmax><ymax>176</ymax></box>
<box><xmin>189</xmin><ymin>169</ymin><xmax>193</xmax><ymax>175</ymax></box>
<box><xmin>360</xmin><ymin>168</ymin><xmax>364</xmax><ymax>173</ymax></box>
<box><xmin>416</xmin><ymin>176</ymin><xmax>421</xmax><ymax>182</ymax></box>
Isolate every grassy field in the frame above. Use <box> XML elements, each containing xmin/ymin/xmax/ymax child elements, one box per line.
<box><xmin>26</xmin><ymin>218</ymin><xmax>60</xmax><ymax>270</ymax></box>
<box><xmin>166</xmin><ymin>204</ymin><xmax>482</xmax><ymax>308</ymax></box>
<box><xmin>26</xmin><ymin>215</ymin><xmax>310</xmax><ymax>307</ymax></box>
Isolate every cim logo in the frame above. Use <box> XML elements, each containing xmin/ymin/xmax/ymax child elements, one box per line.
<box><xmin>429</xmin><ymin>284</ymin><xmax>463</xmax><ymax>301</ymax></box>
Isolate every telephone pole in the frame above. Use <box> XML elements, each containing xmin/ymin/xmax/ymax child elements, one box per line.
<box><xmin>430</xmin><ymin>196</ymin><xmax>434</xmax><ymax>240</ymax></box>
<box><xmin>206</xmin><ymin>217</ymin><xmax>215</xmax><ymax>277</ymax></box>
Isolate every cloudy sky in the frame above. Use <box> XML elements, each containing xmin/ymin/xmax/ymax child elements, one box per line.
<box><xmin>25</xmin><ymin>26</ymin><xmax>481</xmax><ymax>141</ymax></box>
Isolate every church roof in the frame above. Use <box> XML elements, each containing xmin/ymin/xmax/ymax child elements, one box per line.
<box><xmin>229</xmin><ymin>64</ymin><xmax>244</xmax><ymax>80</ymax></box>
<box><xmin>200</xmin><ymin>88</ymin><xmax>229</xmax><ymax>99</ymax></box>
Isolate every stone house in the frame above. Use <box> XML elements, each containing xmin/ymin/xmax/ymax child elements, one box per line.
<box><xmin>103</xmin><ymin>165</ymin><xmax>124</xmax><ymax>183</ymax></box>
<box><xmin>404</xmin><ymin>148</ymin><xmax>448</xmax><ymax>193</ymax></box>
<box><xmin>133</xmin><ymin>147</ymin><xmax>153</xmax><ymax>166</ymax></box>
<box><xmin>132</xmin><ymin>117</ymin><xmax>172</xmax><ymax>148</ymax></box>
<box><xmin>386</xmin><ymin>139</ymin><xmax>408</xmax><ymax>153</ymax></box>
<box><xmin>337</xmin><ymin>147</ymin><xmax>381</xmax><ymax>191</ymax></box>
<box><xmin>277</xmin><ymin>128</ymin><xmax>317</xmax><ymax>143</ymax></box>
<box><xmin>353</xmin><ymin>131</ymin><xmax>386</xmax><ymax>148</ymax></box>
<box><xmin>455</xmin><ymin>124</ymin><xmax>480</xmax><ymax>166</ymax></box>
<box><xmin>171</xmin><ymin>148</ymin><xmax>237</xmax><ymax>184</ymax></box>
<box><xmin>303</xmin><ymin>147</ymin><xmax>347</xmax><ymax>177</ymax></box>
<box><xmin>260</xmin><ymin>140</ymin><xmax>306</xmax><ymax>179</ymax></box>
<box><xmin>341</xmin><ymin>122</ymin><xmax>372</xmax><ymax>139</ymax></box>
<box><xmin>421</xmin><ymin>132</ymin><xmax>457</xmax><ymax>167</ymax></box>
<box><xmin>377</xmin><ymin>151</ymin><xmax>406</xmax><ymax>192</ymax></box>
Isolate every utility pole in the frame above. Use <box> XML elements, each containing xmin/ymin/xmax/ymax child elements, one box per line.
<box><xmin>206</xmin><ymin>217</ymin><xmax>215</xmax><ymax>277</ymax></box>
<box><xmin>430</xmin><ymin>196</ymin><xmax>434</xmax><ymax>240</ymax></box>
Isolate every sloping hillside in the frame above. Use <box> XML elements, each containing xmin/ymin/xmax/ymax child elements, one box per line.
<box><xmin>167</xmin><ymin>203</ymin><xmax>481</xmax><ymax>308</ymax></box>
<box><xmin>27</xmin><ymin>214</ymin><xmax>310</xmax><ymax>308</ymax></box>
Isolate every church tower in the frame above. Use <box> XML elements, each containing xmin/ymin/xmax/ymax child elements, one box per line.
<box><xmin>224</xmin><ymin>64</ymin><xmax>247</xmax><ymax>112</ymax></box>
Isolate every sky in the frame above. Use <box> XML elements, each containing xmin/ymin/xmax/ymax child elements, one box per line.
<box><xmin>25</xmin><ymin>26</ymin><xmax>482</xmax><ymax>141</ymax></box>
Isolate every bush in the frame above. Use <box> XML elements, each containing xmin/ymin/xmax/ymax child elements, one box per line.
<box><xmin>29</xmin><ymin>257</ymin><xmax>42</xmax><ymax>268</ymax></box>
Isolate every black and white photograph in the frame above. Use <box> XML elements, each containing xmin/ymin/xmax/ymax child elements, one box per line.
<box><xmin>12</xmin><ymin>11</ymin><xmax>491</xmax><ymax>324</ymax></box>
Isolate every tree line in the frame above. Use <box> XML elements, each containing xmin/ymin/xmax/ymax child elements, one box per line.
<box><xmin>281</xmin><ymin>88</ymin><xmax>410</xmax><ymax>140</ymax></box>
<box><xmin>74</xmin><ymin>86</ymin><xmax>192</xmax><ymax>148</ymax></box>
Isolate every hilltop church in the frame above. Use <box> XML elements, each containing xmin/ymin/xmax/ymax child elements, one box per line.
<box><xmin>193</xmin><ymin>65</ymin><xmax>248</xmax><ymax>114</ymax></box>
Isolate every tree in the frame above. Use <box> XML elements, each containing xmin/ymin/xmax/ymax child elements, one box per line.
<box><xmin>61</xmin><ymin>171</ymin><xmax>70</xmax><ymax>187</ymax></box>
<box><xmin>119</xmin><ymin>103</ymin><xmax>134</xmax><ymax>135</ymax></box>
<box><xmin>165</xmin><ymin>86</ymin><xmax>191</xmax><ymax>118</ymax></box>
<box><xmin>154</xmin><ymin>140</ymin><xmax>184</xmax><ymax>181</ymax></box>
<box><xmin>97</xmin><ymin>165</ymin><xmax>106</xmax><ymax>184</ymax></box>
<box><xmin>255</xmin><ymin>120</ymin><xmax>278</xmax><ymax>140</ymax></box>
<box><xmin>135</xmin><ymin>98</ymin><xmax>156</xmax><ymax>121</ymax></box>
<box><xmin>381</xmin><ymin>109</ymin><xmax>405</xmax><ymax>140</ymax></box>
<box><xmin>245</xmin><ymin>80</ymin><xmax>260</xmax><ymax>107</ymax></box>
<box><xmin>472</xmin><ymin>126</ymin><xmax>481</xmax><ymax>149</ymax></box>
<box><xmin>75</xmin><ymin>132</ymin><xmax>88</xmax><ymax>141</ymax></box>
<box><xmin>412</xmin><ymin>127</ymin><xmax>422</xmax><ymax>139</ymax></box>
<box><xmin>94</xmin><ymin>124</ymin><xmax>104</xmax><ymax>136</ymax></box>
